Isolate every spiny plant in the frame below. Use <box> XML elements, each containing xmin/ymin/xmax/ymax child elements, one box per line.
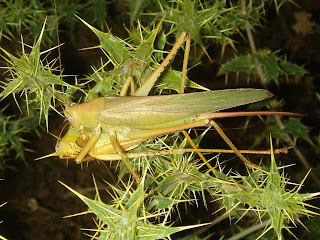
<box><xmin>0</xmin><ymin>0</ymin><xmax>318</xmax><ymax>239</ymax></box>
<box><xmin>60</xmin><ymin>139</ymin><xmax>319</xmax><ymax>239</ymax></box>
<box><xmin>0</xmin><ymin>0</ymin><xmax>111</xmax><ymax>45</ymax></box>
<box><xmin>60</xmin><ymin>173</ymin><xmax>208</xmax><ymax>240</ymax></box>
<box><xmin>0</xmin><ymin>107</ymin><xmax>40</xmax><ymax>172</ymax></box>
<box><xmin>0</xmin><ymin>20</ymin><xmax>77</xmax><ymax>128</ymax></box>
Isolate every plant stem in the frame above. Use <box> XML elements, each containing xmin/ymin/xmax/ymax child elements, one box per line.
<box><xmin>241</xmin><ymin>0</ymin><xmax>266</xmax><ymax>84</ymax></box>
<box><xmin>227</xmin><ymin>219</ymin><xmax>269</xmax><ymax>240</ymax></box>
<box><xmin>177</xmin><ymin>210</ymin><xmax>235</xmax><ymax>240</ymax></box>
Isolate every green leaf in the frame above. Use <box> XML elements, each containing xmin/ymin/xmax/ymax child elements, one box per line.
<box><xmin>180</xmin><ymin>0</ymin><xmax>203</xmax><ymax>49</ymax></box>
<box><xmin>154</xmin><ymin>30</ymin><xmax>166</xmax><ymax>61</ymax></box>
<box><xmin>258</xmin><ymin>51</ymin><xmax>280</xmax><ymax>82</ymax></box>
<box><xmin>151</xmin><ymin>195</ymin><xmax>180</xmax><ymax>210</ymax></box>
<box><xmin>61</xmin><ymin>181</ymin><xmax>122</xmax><ymax>222</ymax></box>
<box><xmin>129</xmin><ymin>0</ymin><xmax>152</xmax><ymax>24</ymax></box>
<box><xmin>0</xmin><ymin>109</ymin><xmax>40</xmax><ymax>172</ymax></box>
<box><xmin>137</xmin><ymin>223</ymin><xmax>187</xmax><ymax>240</ymax></box>
<box><xmin>279</xmin><ymin>60</ymin><xmax>306</xmax><ymax>77</ymax></box>
<box><xmin>93</xmin><ymin>0</ymin><xmax>107</xmax><ymax>26</ymax></box>
<box><xmin>0</xmin><ymin>16</ymin><xmax>9</xmax><ymax>32</ymax></box>
<box><xmin>86</xmin><ymin>72</ymin><xmax>118</xmax><ymax>100</ymax></box>
<box><xmin>219</xmin><ymin>50</ymin><xmax>306</xmax><ymax>84</ymax></box>
<box><xmin>125</xmin><ymin>179</ymin><xmax>145</xmax><ymax>210</ymax></box>
<box><xmin>265</xmin><ymin>117</ymin><xmax>312</xmax><ymax>144</ymax></box>
<box><xmin>134</xmin><ymin>21</ymin><xmax>162</xmax><ymax>63</ymax></box>
<box><xmin>156</xmin><ymin>69</ymin><xmax>209</xmax><ymax>92</ymax></box>
<box><xmin>219</xmin><ymin>54</ymin><xmax>253</xmax><ymax>74</ymax></box>
<box><xmin>283</xmin><ymin>118</ymin><xmax>312</xmax><ymax>143</ymax></box>
<box><xmin>78</xmin><ymin>17</ymin><xmax>130</xmax><ymax>65</ymax></box>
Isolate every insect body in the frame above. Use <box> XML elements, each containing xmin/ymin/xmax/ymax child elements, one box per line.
<box><xmin>65</xmin><ymin>89</ymin><xmax>272</xmax><ymax>130</ymax></box>
<box><xmin>52</xmin><ymin>31</ymin><xmax>300</xmax><ymax>184</ymax></box>
<box><xmin>57</xmin><ymin>89</ymin><xmax>275</xmax><ymax>164</ymax></box>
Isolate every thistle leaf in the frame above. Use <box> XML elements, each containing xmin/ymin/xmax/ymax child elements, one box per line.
<box><xmin>0</xmin><ymin>21</ymin><xmax>76</xmax><ymax>129</ymax></box>
<box><xmin>78</xmin><ymin>17</ymin><xmax>130</xmax><ymax>65</ymax></box>
<box><xmin>219</xmin><ymin>50</ymin><xmax>306</xmax><ymax>84</ymax></box>
<box><xmin>265</xmin><ymin>117</ymin><xmax>312</xmax><ymax>144</ymax></box>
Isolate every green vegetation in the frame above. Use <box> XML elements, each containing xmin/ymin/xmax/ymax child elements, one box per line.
<box><xmin>0</xmin><ymin>0</ymin><xmax>318</xmax><ymax>239</ymax></box>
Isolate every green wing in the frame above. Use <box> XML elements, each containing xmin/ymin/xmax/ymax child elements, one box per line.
<box><xmin>98</xmin><ymin>89</ymin><xmax>272</xmax><ymax>130</ymax></box>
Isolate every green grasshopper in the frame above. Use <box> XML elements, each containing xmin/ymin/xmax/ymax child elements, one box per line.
<box><xmin>51</xmin><ymin>32</ymin><xmax>300</xmax><ymax>184</ymax></box>
<box><xmin>54</xmin><ymin>89</ymin><xmax>298</xmax><ymax>182</ymax></box>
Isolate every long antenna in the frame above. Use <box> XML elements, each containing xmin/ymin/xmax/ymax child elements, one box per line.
<box><xmin>56</xmin><ymin>121</ymin><xmax>70</xmax><ymax>146</ymax></box>
<box><xmin>53</xmin><ymin>0</ymin><xmax>63</xmax><ymax>74</ymax></box>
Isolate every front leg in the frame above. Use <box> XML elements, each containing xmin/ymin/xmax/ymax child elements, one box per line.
<box><xmin>109</xmin><ymin>131</ymin><xmax>141</xmax><ymax>184</ymax></box>
<box><xmin>75</xmin><ymin>124</ymin><xmax>101</xmax><ymax>164</ymax></box>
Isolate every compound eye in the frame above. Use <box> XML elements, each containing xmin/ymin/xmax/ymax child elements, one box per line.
<box><xmin>67</xmin><ymin>116</ymin><xmax>73</xmax><ymax>123</ymax></box>
<box><xmin>56</xmin><ymin>143</ymin><xmax>61</xmax><ymax>150</ymax></box>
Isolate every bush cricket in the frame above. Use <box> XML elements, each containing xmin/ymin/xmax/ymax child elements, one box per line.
<box><xmin>47</xmin><ymin>32</ymin><xmax>301</xmax><ymax>184</ymax></box>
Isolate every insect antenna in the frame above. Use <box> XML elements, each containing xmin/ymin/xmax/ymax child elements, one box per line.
<box><xmin>34</xmin><ymin>122</ymin><xmax>70</xmax><ymax>161</ymax></box>
<box><xmin>97</xmin><ymin>160</ymin><xmax>119</xmax><ymax>187</ymax></box>
<box><xmin>56</xmin><ymin>121</ymin><xmax>70</xmax><ymax>146</ymax></box>
<box><xmin>53</xmin><ymin>0</ymin><xmax>62</xmax><ymax>74</ymax></box>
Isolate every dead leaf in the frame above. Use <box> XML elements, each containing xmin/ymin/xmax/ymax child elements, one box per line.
<box><xmin>292</xmin><ymin>11</ymin><xmax>316</xmax><ymax>35</ymax></box>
